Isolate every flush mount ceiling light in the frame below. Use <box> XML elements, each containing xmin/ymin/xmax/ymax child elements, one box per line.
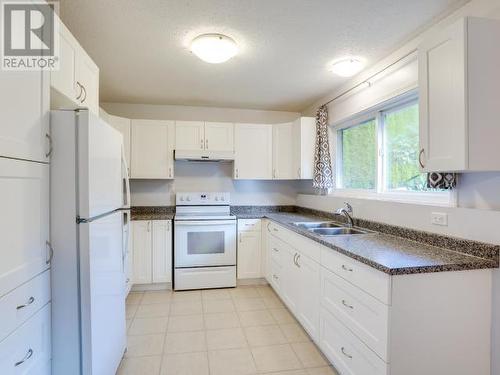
<box><xmin>190</xmin><ymin>34</ymin><xmax>238</xmax><ymax>64</ymax></box>
<box><xmin>329</xmin><ymin>58</ymin><xmax>364</xmax><ymax>77</ymax></box>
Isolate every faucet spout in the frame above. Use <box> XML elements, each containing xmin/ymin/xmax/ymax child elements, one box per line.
<box><xmin>334</xmin><ymin>202</ymin><xmax>354</xmax><ymax>227</ymax></box>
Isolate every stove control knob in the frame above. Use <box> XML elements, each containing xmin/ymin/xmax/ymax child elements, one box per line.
<box><xmin>220</xmin><ymin>196</ymin><xmax>225</xmax><ymax>201</ymax></box>
<box><xmin>180</xmin><ymin>196</ymin><xmax>184</xmax><ymax>201</ymax></box>
<box><xmin>215</xmin><ymin>197</ymin><xmax>219</xmax><ymax>201</ymax></box>
<box><xmin>186</xmin><ymin>196</ymin><xmax>191</xmax><ymax>202</ymax></box>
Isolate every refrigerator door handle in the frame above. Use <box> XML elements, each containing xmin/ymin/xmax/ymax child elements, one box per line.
<box><xmin>121</xmin><ymin>145</ymin><xmax>131</xmax><ymax>208</ymax></box>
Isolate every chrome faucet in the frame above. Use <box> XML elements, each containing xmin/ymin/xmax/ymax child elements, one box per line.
<box><xmin>335</xmin><ymin>202</ymin><xmax>354</xmax><ymax>227</ymax></box>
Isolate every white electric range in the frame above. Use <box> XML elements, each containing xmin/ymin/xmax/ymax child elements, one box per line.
<box><xmin>174</xmin><ymin>192</ymin><xmax>237</xmax><ymax>290</ymax></box>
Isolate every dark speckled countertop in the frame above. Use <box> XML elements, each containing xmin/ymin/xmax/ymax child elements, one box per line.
<box><xmin>261</xmin><ymin>212</ymin><xmax>498</xmax><ymax>275</ymax></box>
<box><xmin>132</xmin><ymin>205</ymin><xmax>498</xmax><ymax>275</ymax></box>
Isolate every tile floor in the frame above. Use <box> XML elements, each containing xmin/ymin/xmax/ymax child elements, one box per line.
<box><xmin>119</xmin><ymin>285</ymin><xmax>339</xmax><ymax>375</ymax></box>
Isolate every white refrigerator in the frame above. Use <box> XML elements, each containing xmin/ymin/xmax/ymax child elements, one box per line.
<box><xmin>50</xmin><ymin>109</ymin><xmax>129</xmax><ymax>375</ymax></box>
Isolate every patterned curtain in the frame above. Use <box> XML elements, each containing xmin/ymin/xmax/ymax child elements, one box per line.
<box><xmin>313</xmin><ymin>105</ymin><xmax>334</xmax><ymax>190</ymax></box>
<box><xmin>427</xmin><ymin>172</ymin><xmax>458</xmax><ymax>189</ymax></box>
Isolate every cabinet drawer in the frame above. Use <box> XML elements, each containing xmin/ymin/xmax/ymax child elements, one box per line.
<box><xmin>0</xmin><ymin>271</ymin><xmax>50</xmax><ymax>342</ymax></box>
<box><xmin>321</xmin><ymin>267</ymin><xmax>389</xmax><ymax>360</ymax></box>
<box><xmin>0</xmin><ymin>303</ymin><xmax>51</xmax><ymax>375</ymax></box>
<box><xmin>267</xmin><ymin>221</ymin><xmax>320</xmax><ymax>262</ymax></box>
<box><xmin>238</xmin><ymin>219</ymin><xmax>261</xmax><ymax>232</ymax></box>
<box><xmin>319</xmin><ymin>307</ymin><xmax>388</xmax><ymax>375</ymax></box>
<box><xmin>321</xmin><ymin>247</ymin><xmax>391</xmax><ymax>305</ymax></box>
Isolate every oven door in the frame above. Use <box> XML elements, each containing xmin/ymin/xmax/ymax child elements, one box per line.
<box><xmin>174</xmin><ymin>220</ymin><xmax>236</xmax><ymax>267</ymax></box>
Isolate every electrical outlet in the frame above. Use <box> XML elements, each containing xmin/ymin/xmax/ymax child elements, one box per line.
<box><xmin>431</xmin><ymin>212</ymin><xmax>448</xmax><ymax>226</ymax></box>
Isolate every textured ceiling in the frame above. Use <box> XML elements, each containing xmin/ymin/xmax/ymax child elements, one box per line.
<box><xmin>59</xmin><ymin>0</ymin><xmax>465</xmax><ymax>111</ymax></box>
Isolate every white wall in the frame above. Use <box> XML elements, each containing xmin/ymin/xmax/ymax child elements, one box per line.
<box><xmin>101</xmin><ymin>102</ymin><xmax>300</xmax><ymax>123</ymax></box>
<box><xmin>102</xmin><ymin>102</ymin><xmax>314</xmax><ymax>206</ymax></box>
<box><xmin>131</xmin><ymin>162</ymin><xmax>313</xmax><ymax>206</ymax></box>
<box><xmin>300</xmin><ymin>0</ymin><xmax>500</xmax><ymax>372</ymax></box>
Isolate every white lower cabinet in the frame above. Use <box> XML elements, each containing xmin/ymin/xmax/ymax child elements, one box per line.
<box><xmin>0</xmin><ymin>303</ymin><xmax>51</xmax><ymax>375</ymax></box>
<box><xmin>320</xmin><ymin>306</ymin><xmax>387</xmax><ymax>375</ymax></box>
<box><xmin>266</xmin><ymin>221</ymin><xmax>492</xmax><ymax>375</ymax></box>
<box><xmin>132</xmin><ymin>220</ymin><xmax>172</xmax><ymax>285</ymax></box>
<box><xmin>237</xmin><ymin>219</ymin><xmax>262</xmax><ymax>279</ymax></box>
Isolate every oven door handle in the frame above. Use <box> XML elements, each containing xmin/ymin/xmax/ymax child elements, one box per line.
<box><xmin>174</xmin><ymin>220</ymin><xmax>236</xmax><ymax>226</ymax></box>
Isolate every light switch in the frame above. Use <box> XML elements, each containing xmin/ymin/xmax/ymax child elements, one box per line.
<box><xmin>431</xmin><ymin>212</ymin><xmax>448</xmax><ymax>226</ymax></box>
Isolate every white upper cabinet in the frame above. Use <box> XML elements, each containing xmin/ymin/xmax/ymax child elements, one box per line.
<box><xmin>204</xmin><ymin>122</ymin><xmax>234</xmax><ymax>152</ymax></box>
<box><xmin>107</xmin><ymin>115</ymin><xmax>131</xmax><ymax>169</ymax></box>
<box><xmin>175</xmin><ymin>121</ymin><xmax>205</xmax><ymax>151</ymax></box>
<box><xmin>175</xmin><ymin>121</ymin><xmax>234</xmax><ymax>155</ymax></box>
<box><xmin>419</xmin><ymin>17</ymin><xmax>500</xmax><ymax>172</ymax></box>
<box><xmin>0</xmin><ymin>68</ymin><xmax>49</xmax><ymax>162</ymax></box>
<box><xmin>50</xmin><ymin>19</ymin><xmax>99</xmax><ymax>114</ymax></box>
<box><xmin>272</xmin><ymin>123</ymin><xmax>294</xmax><ymax>179</ymax></box>
<box><xmin>293</xmin><ymin>117</ymin><xmax>316</xmax><ymax>179</ymax></box>
<box><xmin>234</xmin><ymin>124</ymin><xmax>273</xmax><ymax>179</ymax></box>
<box><xmin>130</xmin><ymin>120</ymin><xmax>175</xmax><ymax>179</ymax></box>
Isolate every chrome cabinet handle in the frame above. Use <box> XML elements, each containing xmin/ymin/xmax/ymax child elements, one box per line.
<box><xmin>267</xmin><ymin>222</ymin><xmax>271</xmax><ymax>232</ymax></box>
<box><xmin>235</xmin><ymin>168</ymin><xmax>239</xmax><ymax>178</ymax></box>
<box><xmin>205</xmin><ymin>139</ymin><xmax>208</xmax><ymax>149</ymax></box>
<box><xmin>273</xmin><ymin>274</ymin><xmax>279</xmax><ymax>280</ymax></box>
<box><xmin>46</xmin><ymin>241</ymin><xmax>54</xmax><ymax>265</ymax></box>
<box><xmin>169</xmin><ymin>167</ymin><xmax>172</xmax><ymax>178</ymax></box>
<box><xmin>81</xmin><ymin>84</ymin><xmax>87</xmax><ymax>103</ymax></box>
<box><xmin>126</xmin><ymin>278</ymin><xmax>130</xmax><ymax>283</ymax></box>
<box><xmin>239</xmin><ymin>234</ymin><xmax>242</xmax><ymax>243</ymax></box>
<box><xmin>273</xmin><ymin>169</ymin><xmax>276</xmax><ymax>179</ymax></box>
<box><xmin>296</xmin><ymin>254</ymin><xmax>301</xmax><ymax>268</ymax></box>
<box><xmin>76</xmin><ymin>82</ymin><xmax>83</xmax><ymax>100</ymax></box>
<box><xmin>272</xmin><ymin>247</ymin><xmax>279</xmax><ymax>253</ymax></box>
<box><xmin>341</xmin><ymin>347</ymin><xmax>352</xmax><ymax>359</ymax></box>
<box><xmin>273</xmin><ymin>228</ymin><xmax>278</xmax><ymax>232</ymax></box>
<box><xmin>342</xmin><ymin>299</ymin><xmax>354</xmax><ymax>309</ymax></box>
<box><xmin>45</xmin><ymin>133</ymin><xmax>53</xmax><ymax>158</ymax></box>
<box><xmin>341</xmin><ymin>264</ymin><xmax>353</xmax><ymax>272</ymax></box>
<box><xmin>15</xmin><ymin>348</ymin><xmax>33</xmax><ymax>367</ymax></box>
<box><xmin>16</xmin><ymin>296</ymin><xmax>35</xmax><ymax>310</ymax></box>
<box><xmin>297</xmin><ymin>167</ymin><xmax>301</xmax><ymax>178</ymax></box>
<box><xmin>293</xmin><ymin>253</ymin><xmax>297</xmax><ymax>265</ymax></box>
<box><xmin>419</xmin><ymin>148</ymin><xmax>425</xmax><ymax>169</ymax></box>
<box><xmin>200</xmin><ymin>139</ymin><xmax>204</xmax><ymax>149</ymax></box>
<box><xmin>147</xmin><ymin>221</ymin><xmax>151</xmax><ymax>232</ymax></box>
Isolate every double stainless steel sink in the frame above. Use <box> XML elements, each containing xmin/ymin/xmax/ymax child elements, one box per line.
<box><xmin>292</xmin><ymin>221</ymin><xmax>371</xmax><ymax>236</ymax></box>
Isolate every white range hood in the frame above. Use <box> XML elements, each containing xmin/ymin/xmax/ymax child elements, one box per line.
<box><xmin>174</xmin><ymin>149</ymin><xmax>234</xmax><ymax>161</ymax></box>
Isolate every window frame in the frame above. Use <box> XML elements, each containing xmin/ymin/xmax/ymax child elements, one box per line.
<box><xmin>332</xmin><ymin>92</ymin><xmax>455</xmax><ymax>207</ymax></box>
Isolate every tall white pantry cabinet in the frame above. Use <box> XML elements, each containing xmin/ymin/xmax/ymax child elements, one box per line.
<box><xmin>0</xmin><ymin>66</ymin><xmax>52</xmax><ymax>374</ymax></box>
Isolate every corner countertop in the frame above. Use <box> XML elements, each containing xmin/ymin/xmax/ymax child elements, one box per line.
<box><xmin>258</xmin><ymin>212</ymin><xmax>498</xmax><ymax>275</ymax></box>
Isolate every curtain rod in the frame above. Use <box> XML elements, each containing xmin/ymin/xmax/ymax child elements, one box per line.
<box><xmin>320</xmin><ymin>48</ymin><xmax>418</xmax><ymax>108</ymax></box>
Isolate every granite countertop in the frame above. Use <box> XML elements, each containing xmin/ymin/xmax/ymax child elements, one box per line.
<box><xmin>260</xmin><ymin>212</ymin><xmax>498</xmax><ymax>275</ymax></box>
<box><xmin>131</xmin><ymin>206</ymin><xmax>175</xmax><ymax>221</ymax></box>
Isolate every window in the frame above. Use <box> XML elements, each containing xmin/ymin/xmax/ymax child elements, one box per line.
<box><xmin>335</xmin><ymin>94</ymin><xmax>451</xmax><ymax>205</ymax></box>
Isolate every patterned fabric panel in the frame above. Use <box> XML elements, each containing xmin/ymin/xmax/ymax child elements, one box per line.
<box><xmin>313</xmin><ymin>105</ymin><xmax>334</xmax><ymax>189</ymax></box>
<box><xmin>427</xmin><ymin>172</ymin><xmax>458</xmax><ymax>189</ymax></box>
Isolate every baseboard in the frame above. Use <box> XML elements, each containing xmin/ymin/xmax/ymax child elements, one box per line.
<box><xmin>237</xmin><ymin>277</ymin><xmax>268</xmax><ymax>286</ymax></box>
<box><xmin>131</xmin><ymin>282</ymin><xmax>172</xmax><ymax>292</ymax></box>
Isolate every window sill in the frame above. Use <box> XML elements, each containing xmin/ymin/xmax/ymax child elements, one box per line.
<box><xmin>330</xmin><ymin>189</ymin><xmax>456</xmax><ymax>207</ymax></box>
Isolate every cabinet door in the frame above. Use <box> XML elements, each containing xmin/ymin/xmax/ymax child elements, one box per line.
<box><xmin>294</xmin><ymin>117</ymin><xmax>316</xmax><ymax>179</ymax></box>
<box><xmin>204</xmin><ymin>122</ymin><xmax>234</xmax><ymax>151</ymax></box>
<box><xmin>419</xmin><ymin>19</ymin><xmax>467</xmax><ymax>171</ymax></box>
<box><xmin>50</xmin><ymin>22</ymin><xmax>77</xmax><ymax>101</ymax></box>
<box><xmin>234</xmin><ymin>124</ymin><xmax>273</xmax><ymax>179</ymax></box>
<box><xmin>272</xmin><ymin>123</ymin><xmax>294</xmax><ymax>179</ymax></box>
<box><xmin>280</xmin><ymin>247</ymin><xmax>300</xmax><ymax>314</ymax></box>
<box><xmin>0</xmin><ymin>158</ymin><xmax>49</xmax><ymax>297</ymax></box>
<box><xmin>132</xmin><ymin>221</ymin><xmax>152</xmax><ymax>284</ymax></box>
<box><xmin>152</xmin><ymin>220</ymin><xmax>172</xmax><ymax>284</ymax></box>
<box><xmin>131</xmin><ymin>120</ymin><xmax>174</xmax><ymax>179</ymax></box>
<box><xmin>107</xmin><ymin>115</ymin><xmax>131</xmax><ymax>170</ymax></box>
<box><xmin>237</xmin><ymin>231</ymin><xmax>262</xmax><ymax>279</ymax></box>
<box><xmin>175</xmin><ymin>121</ymin><xmax>205</xmax><ymax>151</ymax></box>
<box><xmin>0</xmin><ymin>69</ymin><xmax>49</xmax><ymax>162</ymax></box>
<box><xmin>296</xmin><ymin>253</ymin><xmax>320</xmax><ymax>341</ymax></box>
<box><xmin>75</xmin><ymin>53</ymin><xmax>99</xmax><ymax>115</ymax></box>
